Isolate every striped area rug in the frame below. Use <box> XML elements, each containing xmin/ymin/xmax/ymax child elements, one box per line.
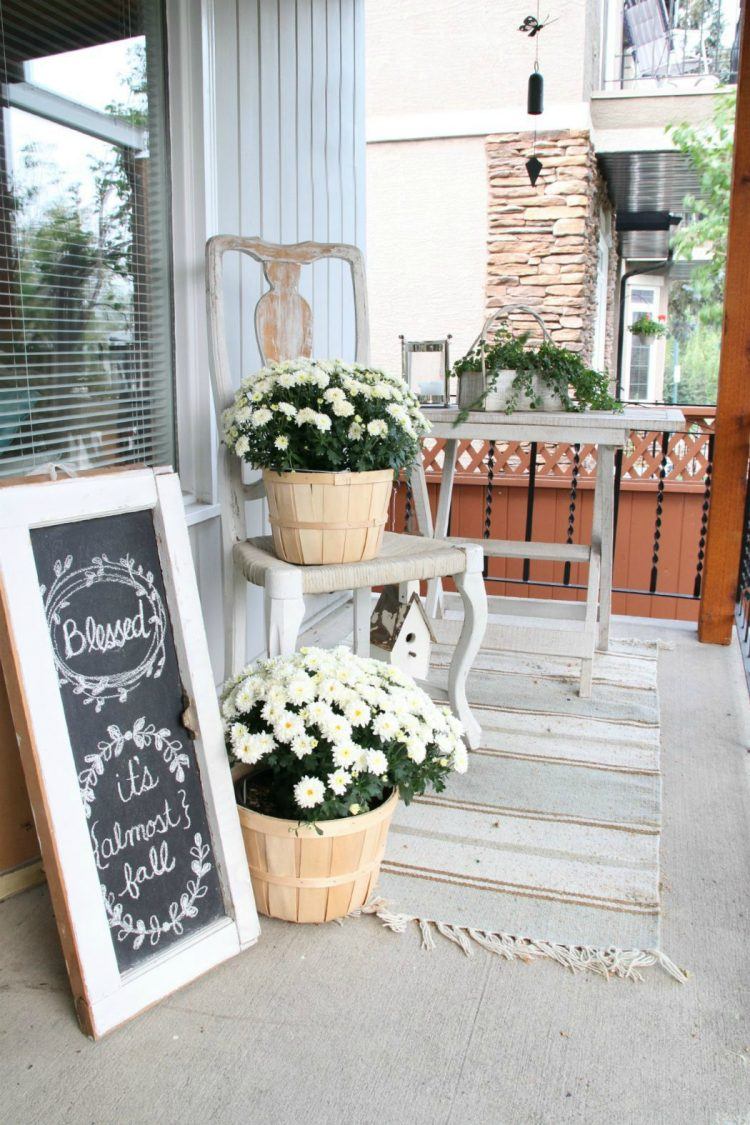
<box><xmin>364</xmin><ymin>639</ymin><xmax>686</xmax><ymax>982</ymax></box>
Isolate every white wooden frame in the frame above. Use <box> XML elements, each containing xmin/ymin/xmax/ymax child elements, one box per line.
<box><xmin>0</xmin><ymin>468</ymin><xmax>259</xmax><ymax>1039</ymax></box>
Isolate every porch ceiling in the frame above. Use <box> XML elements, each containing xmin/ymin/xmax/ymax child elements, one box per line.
<box><xmin>597</xmin><ymin>149</ymin><xmax>701</xmax><ymax>261</ymax></box>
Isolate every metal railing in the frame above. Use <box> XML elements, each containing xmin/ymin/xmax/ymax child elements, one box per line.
<box><xmin>600</xmin><ymin>0</ymin><xmax>740</xmax><ymax>92</ymax></box>
<box><xmin>394</xmin><ymin>405</ymin><xmax>715</xmax><ymax>614</ymax></box>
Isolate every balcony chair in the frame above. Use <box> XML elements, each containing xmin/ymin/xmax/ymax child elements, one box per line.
<box><xmin>205</xmin><ymin>236</ymin><xmax>488</xmax><ymax>747</ymax></box>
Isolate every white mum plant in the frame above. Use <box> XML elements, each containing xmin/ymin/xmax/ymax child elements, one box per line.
<box><xmin>221</xmin><ymin>646</ymin><xmax>467</xmax><ymax>823</ymax></box>
<box><xmin>222</xmin><ymin>358</ymin><xmax>430</xmax><ymax>474</ymax></box>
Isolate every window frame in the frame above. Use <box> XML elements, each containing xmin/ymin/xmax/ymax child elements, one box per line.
<box><xmin>622</xmin><ymin>277</ymin><xmax>664</xmax><ymax>401</ymax></box>
<box><xmin>165</xmin><ymin>0</ymin><xmax>219</xmax><ymax>523</ymax></box>
<box><xmin>0</xmin><ymin>2</ymin><xmax>178</xmax><ymax>481</ymax></box>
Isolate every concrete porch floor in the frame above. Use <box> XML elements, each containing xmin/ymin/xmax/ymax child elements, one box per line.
<box><xmin>1</xmin><ymin>618</ymin><xmax>749</xmax><ymax>1125</ymax></box>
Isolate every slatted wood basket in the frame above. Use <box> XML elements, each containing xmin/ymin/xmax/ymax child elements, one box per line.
<box><xmin>237</xmin><ymin>789</ymin><xmax>398</xmax><ymax>923</ymax></box>
<box><xmin>262</xmin><ymin>468</ymin><xmax>393</xmax><ymax>565</ymax></box>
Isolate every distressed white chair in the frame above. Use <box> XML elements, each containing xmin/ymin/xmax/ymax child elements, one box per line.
<box><xmin>205</xmin><ymin>235</ymin><xmax>488</xmax><ymax>747</ymax></box>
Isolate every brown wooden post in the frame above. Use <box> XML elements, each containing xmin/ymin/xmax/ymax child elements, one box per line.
<box><xmin>698</xmin><ymin>4</ymin><xmax>750</xmax><ymax>644</ymax></box>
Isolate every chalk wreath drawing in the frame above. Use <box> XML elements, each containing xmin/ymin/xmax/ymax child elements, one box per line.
<box><xmin>41</xmin><ymin>553</ymin><xmax>167</xmax><ymax>711</ymax></box>
<box><xmin>102</xmin><ymin>835</ymin><xmax>212</xmax><ymax>951</ymax></box>
<box><xmin>77</xmin><ymin>717</ymin><xmax>213</xmax><ymax>951</ymax></box>
<box><xmin>78</xmin><ymin>716</ymin><xmax>190</xmax><ymax>819</ymax></box>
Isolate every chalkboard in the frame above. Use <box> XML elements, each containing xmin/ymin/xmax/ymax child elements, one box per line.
<box><xmin>31</xmin><ymin>510</ymin><xmax>226</xmax><ymax>974</ymax></box>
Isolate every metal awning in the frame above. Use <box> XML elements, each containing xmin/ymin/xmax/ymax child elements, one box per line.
<box><xmin>597</xmin><ymin>149</ymin><xmax>701</xmax><ymax>260</ymax></box>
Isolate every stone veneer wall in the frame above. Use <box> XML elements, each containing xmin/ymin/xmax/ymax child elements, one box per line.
<box><xmin>485</xmin><ymin>129</ymin><xmax>618</xmax><ymax>371</ymax></box>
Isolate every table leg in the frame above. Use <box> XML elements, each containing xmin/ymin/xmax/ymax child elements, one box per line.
<box><xmin>594</xmin><ymin>444</ymin><xmax>616</xmax><ymax>651</ymax></box>
<box><xmin>426</xmin><ymin>440</ymin><xmax>459</xmax><ymax>619</ymax></box>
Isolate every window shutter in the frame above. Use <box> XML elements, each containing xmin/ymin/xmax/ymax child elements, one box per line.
<box><xmin>0</xmin><ymin>0</ymin><xmax>175</xmax><ymax>478</ymax></box>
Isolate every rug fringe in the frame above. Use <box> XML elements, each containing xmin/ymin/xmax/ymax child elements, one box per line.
<box><xmin>355</xmin><ymin>899</ymin><xmax>688</xmax><ymax>983</ymax></box>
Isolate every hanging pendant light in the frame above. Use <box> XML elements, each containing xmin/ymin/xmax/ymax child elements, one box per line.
<box><xmin>527</xmin><ymin>67</ymin><xmax>544</xmax><ymax>115</ymax></box>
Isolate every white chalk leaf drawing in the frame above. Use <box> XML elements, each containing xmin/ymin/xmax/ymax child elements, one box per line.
<box><xmin>102</xmin><ymin>834</ymin><xmax>212</xmax><ymax>950</ymax></box>
<box><xmin>78</xmin><ymin>718</ymin><xmax>191</xmax><ymax>818</ymax></box>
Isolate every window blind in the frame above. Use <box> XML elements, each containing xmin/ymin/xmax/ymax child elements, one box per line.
<box><xmin>0</xmin><ymin>0</ymin><xmax>175</xmax><ymax>477</ymax></box>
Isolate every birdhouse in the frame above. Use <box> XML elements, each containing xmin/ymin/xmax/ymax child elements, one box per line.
<box><xmin>370</xmin><ymin>587</ymin><xmax>435</xmax><ymax>682</ymax></box>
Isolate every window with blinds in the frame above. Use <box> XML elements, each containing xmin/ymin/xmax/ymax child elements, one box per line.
<box><xmin>0</xmin><ymin>0</ymin><xmax>175</xmax><ymax>478</ymax></box>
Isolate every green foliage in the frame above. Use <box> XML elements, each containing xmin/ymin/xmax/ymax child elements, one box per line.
<box><xmin>223</xmin><ymin>359</ymin><xmax>429</xmax><ymax>474</ymax></box>
<box><xmin>663</xmin><ymin>321</ymin><xmax>721</xmax><ymax>404</ymax></box>
<box><xmin>667</xmin><ymin>90</ymin><xmax>735</xmax><ymax>327</ymax></box>
<box><xmin>629</xmin><ymin>315</ymin><xmax>668</xmax><ymax>340</ymax></box>
<box><xmin>452</xmin><ymin>330</ymin><xmax>620</xmax><ymax>418</ymax></box>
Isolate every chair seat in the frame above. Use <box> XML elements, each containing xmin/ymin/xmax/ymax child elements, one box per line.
<box><xmin>233</xmin><ymin>531</ymin><xmax>470</xmax><ymax>595</ymax></box>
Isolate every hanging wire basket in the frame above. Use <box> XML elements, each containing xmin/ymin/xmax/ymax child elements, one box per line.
<box><xmin>456</xmin><ymin>304</ymin><xmax>564</xmax><ymax>412</ymax></box>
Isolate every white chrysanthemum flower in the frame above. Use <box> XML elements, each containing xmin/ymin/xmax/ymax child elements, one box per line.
<box><xmin>305</xmin><ymin>700</ymin><xmax>334</xmax><ymax>727</ymax></box>
<box><xmin>296</xmin><ymin>407</ymin><xmax>317</xmax><ymax>425</ymax></box>
<box><xmin>365</xmin><ymin>748</ymin><xmax>388</xmax><ymax>776</ymax></box>
<box><xmin>235</xmin><ymin>435</ymin><xmax>250</xmax><ymax>457</ymax></box>
<box><xmin>332</xmin><ymin>742</ymin><xmax>359</xmax><ymax>769</ymax></box>
<box><xmin>349</xmin><ymin>803</ymin><xmax>362</xmax><ymax>815</ymax></box>
<box><xmin>372</xmin><ymin>711</ymin><xmax>400</xmax><ymax>741</ymax></box>
<box><xmin>332</xmin><ymin>398</ymin><xmax>355</xmax><ymax>417</ymax></box>
<box><xmin>286</xmin><ymin>674</ymin><xmax>316</xmax><ymax>704</ymax></box>
<box><xmin>261</xmin><ymin>699</ymin><xmax>284</xmax><ymax>724</ymax></box>
<box><xmin>435</xmin><ymin>732</ymin><xmax>455</xmax><ymax>756</ymax></box>
<box><xmin>251</xmin><ymin>407</ymin><xmax>272</xmax><ymax>427</ymax></box>
<box><xmin>327</xmin><ymin>768</ymin><xmax>351</xmax><ymax>796</ymax></box>
<box><xmin>277</xmin><ymin>370</ymin><xmax>301</xmax><ymax>388</ymax></box>
<box><xmin>446</xmin><ymin>712</ymin><xmax>465</xmax><ymax>739</ymax></box>
<box><xmin>274</xmin><ymin>435</ymin><xmax>290</xmax><ymax>451</ymax></box>
<box><xmin>347</xmin><ymin>421</ymin><xmax>364</xmax><ymax>440</ymax></box>
<box><xmin>291</xmin><ymin>733</ymin><xmax>318</xmax><ymax>759</ymax></box>
<box><xmin>274</xmin><ymin>711</ymin><xmax>305</xmax><ymax>744</ymax></box>
<box><xmin>277</xmin><ymin>401</ymin><xmax>297</xmax><ymax>416</ymax></box>
<box><xmin>344</xmin><ymin>698</ymin><xmax>371</xmax><ymax>727</ymax></box>
<box><xmin>406</xmin><ymin>738</ymin><xmax>427</xmax><ymax>764</ymax></box>
<box><xmin>241</xmin><ymin>731</ymin><xmax>276</xmax><ymax>765</ymax></box>
<box><xmin>319</xmin><ymin>711</ymin><xmax>353</xmax><ymax>745</ymax></box>
<box><xmin>235</xmin><ymin>681</ymin><xmax>258</xmax><ymax>712</ymax></box>
<box><xmin>453</xmin><ymin>745</ymin><xmax>468</xmax><ymax>774</ymax></box>
<box><xmin>366</xmin><ymin>418</ymin><xmax>388</xmax><ymax>437</ymax></box>
<box><xmin>314</xmin><ymin>413</ymin><xmax>332</xmax><ymax>432</ymax></box>
<box><xmin>294</xmin><ymin>775</ymin><xmax>325</xmax><ymax>809</ymax></box>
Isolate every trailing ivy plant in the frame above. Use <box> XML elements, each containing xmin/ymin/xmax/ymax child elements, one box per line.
<box><xmin>628</xmin><ymin>315</ymin><xmax>668</xmax><ymax>341</ymax></box>
<box><xmin>453</xmin><ymin>330</ymin><xmax>621</xmax><ymax>419</ymax></box>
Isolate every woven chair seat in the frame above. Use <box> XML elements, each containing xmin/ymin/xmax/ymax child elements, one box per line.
<box><xmin>233</xmin><ymin>531</ymin><xmax>470</xmax><ymax>596</ymax></box>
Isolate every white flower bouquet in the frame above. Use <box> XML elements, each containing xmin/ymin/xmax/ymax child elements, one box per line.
<box><xmin>222</xmin><ymin>358</ymin><xmax>430</xmax><ymax>474</ymax></box>
<box><xmin>221</xmin><ymin>646</ymin><xmax>467</xmax><ymax>824</ymax></box>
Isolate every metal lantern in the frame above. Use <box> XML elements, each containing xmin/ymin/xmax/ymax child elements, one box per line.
<box><xmin>400</xmin><ymin>336</ymin><xmax>452</xmax><ymax>405</ymax></box>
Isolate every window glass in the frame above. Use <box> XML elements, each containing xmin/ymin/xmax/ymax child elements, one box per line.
<box><xmin>0</xmin><ymin>0</ymin><xmax>174</xmax><ymax>476</ymax></box>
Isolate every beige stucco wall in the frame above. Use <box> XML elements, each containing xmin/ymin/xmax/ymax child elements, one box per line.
<box><xmin>366</xmin><ymin>136</ymin><xmax>488</xmax><ymax>376</ymax></box>
<box><xmin>366</xmin><ymin>0</ymin><xmax>593</xmax><ymax>124</ymax></box>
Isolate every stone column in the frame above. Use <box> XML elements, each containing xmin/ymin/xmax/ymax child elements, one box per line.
<box><xmin>485</xmin><ymin>129</ymin><xmax>617</xmax><ymax>369</ymax></box>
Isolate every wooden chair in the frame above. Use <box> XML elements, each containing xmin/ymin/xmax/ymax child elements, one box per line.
<box><xmin>205</xmin><ymin>236</ymin><xmax>488</xmax><ymax>747</ymax></box>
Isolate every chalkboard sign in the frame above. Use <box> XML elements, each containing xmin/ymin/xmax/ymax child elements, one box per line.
<box><xmin>31</xmin><ymin>510</ymin><xmax>226</xmax><ymax>973</ymax></box>
<box><xmin>0</xmin><ymin>468</ymin><xmax>258</xmax><ymax>1037</ymax></box>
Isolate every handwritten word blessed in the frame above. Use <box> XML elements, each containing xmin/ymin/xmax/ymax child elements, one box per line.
<box><xmin>62</xmin><ymin>600</ymin><xmax>151</xmax><ymax>660</ymax></box>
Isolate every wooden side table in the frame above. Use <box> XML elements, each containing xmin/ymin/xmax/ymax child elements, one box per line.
<box><xmin>409</xmin><ymin>406</ymin><xmax>685</xmax><ymax>695</ymax></box>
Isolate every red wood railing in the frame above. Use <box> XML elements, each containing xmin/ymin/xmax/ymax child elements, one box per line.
<box><xmin>389</xmin><ymin>406</ymin><xmax>715</xmax><ymax>622</ymax></box>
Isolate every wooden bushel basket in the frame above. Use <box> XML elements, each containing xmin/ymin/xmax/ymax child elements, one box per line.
<box><xmin>262</xmin><ymin>468</ymin><xmax>394</xmax><ymax>565</ymax></box>
<box><xmin>237</xmin><ymin>789</ymin><xmax>398</xmax><ymax>923</ymax></box>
